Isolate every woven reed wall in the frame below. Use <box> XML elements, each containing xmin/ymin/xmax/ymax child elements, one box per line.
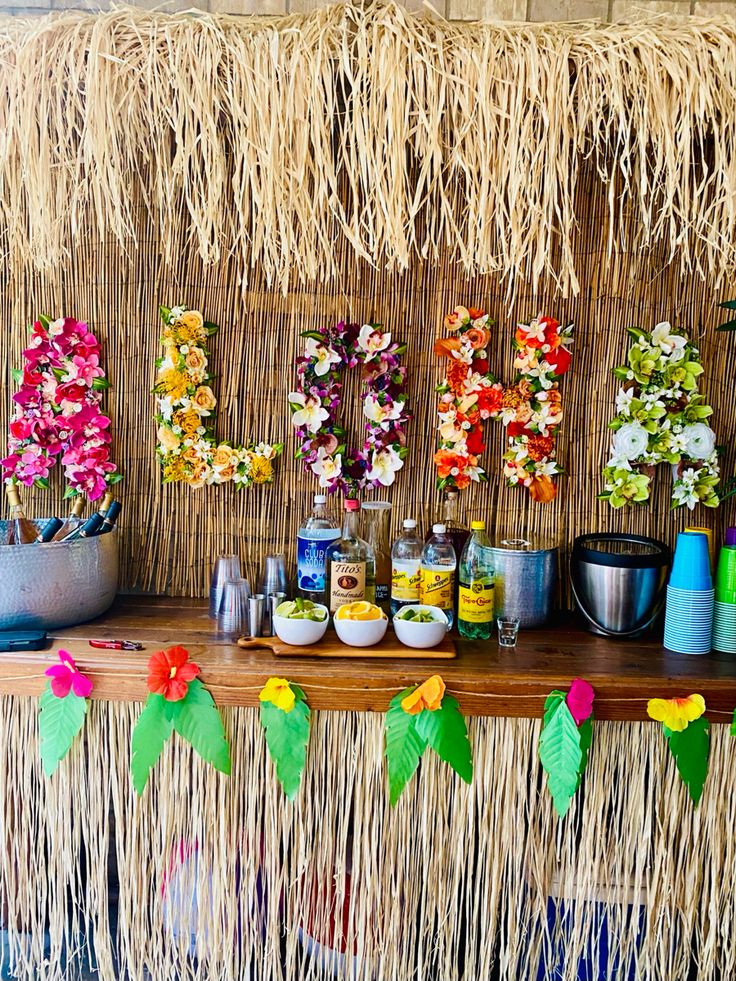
<box><xmin>2</xmin><ymin>165</ymin><xmax>736</xmax><ymax>597</ymax></box>
<box><xmin>0</xmin><ymin>5</ymin><xmax>735</xmax><ymax>597</ymax></box>
<box><xmin>2</xmin><ymin>697</ymin><xmax>736</xmax><ymax>981</ymax></box>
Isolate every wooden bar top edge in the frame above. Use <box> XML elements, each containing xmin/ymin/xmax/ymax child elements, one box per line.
<box><xmin>1</xmin><ymin>596</ymin><xmax>735</xmax><ymax>721</ymax></box>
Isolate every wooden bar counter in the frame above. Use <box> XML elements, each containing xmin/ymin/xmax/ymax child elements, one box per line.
<box><xmin>3</xmin><ymin>595</ymin><xmax>735</xmax><ymax>720</ymax></box>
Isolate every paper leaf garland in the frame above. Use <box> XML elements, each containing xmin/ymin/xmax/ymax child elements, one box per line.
<box><xmin>38</xmin><ymin>650</ymin><xmax>93</xmax><ymax>776</ymax></box>
<box><xmin>131</xmin><ymin>647</ymin><xmax>231</xmax><ymax>795</ymax></box>
<box><xmin>39</xmin><ymin>685</ymin><xmax>88</xmax><ymax>776</ymax></box>
<box><xmin>385</xmin><ymin>689</ymin><xmax>428</xmax><ymax>806</ymax></box>
<box><xmin>259</xmin><ymin>679</ymin><xmax>310</xmax><ymax>799</ymax></box>
<box><xmin>538</xmin><ymin>680</ymin><xmax>595</xmax><ymax>817</ymax></box>
<box><xmin>648</xmin><ymin>694</ymin><xmax>709</xmax><ymax>804</ymax></box>
<box><xmin>384</xmin><ymin>676</ymin><xmax>473</xmax><ymax>805</ymax></box>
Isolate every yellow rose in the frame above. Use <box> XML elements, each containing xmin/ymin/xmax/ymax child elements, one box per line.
<box><xmin>157</xmin><ymin>425</ymin><xmax>180</xmax><ymax>453</ymax></box>
<box><xmin>182</xmin><ymin>444</ymin><xmax>203</xmax><ymax>465</ymax></box>
<box><xmin>191</xmin><ymin>386</ymin><xmax>217</xmax><ymax>415</ymax></box>
<box><xmin>184</xmin><ymin>347</ymin><xmax>207</xmax><ymax>374</ymax></box>
<box><xmin>212</xmin><ymin>444</ymin><xmax>237</xmax><ymax>469</ymax></box>
<box><xmin>188</xmin><ymin>462</ymin><xmax>211</xmax><ymax>488</ymax></box>
<box><xmin>180</xmin><ymin>311</ymin><xmax>204</xmax><ymax>332</ymax></box>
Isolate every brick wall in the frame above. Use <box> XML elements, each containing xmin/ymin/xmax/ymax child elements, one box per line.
<box><xmin>1</xmin><ymin>0</ymin><xmax>734</xmax><ymax>21</ymax></box>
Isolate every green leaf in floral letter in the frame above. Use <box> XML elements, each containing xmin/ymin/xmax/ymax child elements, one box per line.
<box><xmin>538</xmin><ymin>698</ymin><xmax>583</xmax><ymax>818</ymax></box>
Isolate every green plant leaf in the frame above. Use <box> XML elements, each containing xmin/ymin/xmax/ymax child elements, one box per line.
<box><xmin>11</xmin><ymin>368</ymin><xmax>22</xmax><ymax>385</ymax></box>
<box><xmin>716</xmin><ymin>319</ymin><xmax>736</xmax><ymax>332</ymax></box>
<box><xmin>38</xmin><ymin>683</ymin><xmax>88</xmax><ymax>777</ymax></box>
<box><xmin>665</xmin><ymin>717</ymin><xmax>710</xmax><ymax>805</ymax></box>
<box><xmin>130</xmin><ymin>694</ymin><xmax>173</xmax><ymax>796</ymax></box>
<box><xmin>38</xmin><ymin>314</ymin><xmax>51</xmax><ymax>329</ymax></box>
<box><xmin>414</xmin><ymin>695</ymin><xmax>473</xmax><ymax>784</ymax></box>
<box><xmin>718</xmin><ymin>299</ymin><xmax>736</xmax><ymax>311</ymax></box>
<box><xmin>173</xmin><ymin>679</ymin><xmax>231</xmax><ymax>775</ymax></box>
<box><xmin>260</xmin><ymin>697</ymin><xmax>310</xmax><ymax>800</ymax></box>
<box><xmin>538</xmin><ymin>699</ymin><xmax>582</xmax><ymax>818</ymax></box>
<box><xmin>300</xmin><ymin>330</ymin><xmax>326</xmax><ymax>342</ymax></box>
<box><xmin>384</xmin><ymin>689</ymin><xmax>427</xmax><ymax>806</ymax></box>
<box><xmin>62</xmin><ymin>486</ymin><xmax>80</xmax><ymax>500</ymax></box>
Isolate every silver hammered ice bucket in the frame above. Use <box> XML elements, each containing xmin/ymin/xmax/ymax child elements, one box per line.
<box><xmin>491</xmin><ymin>538</ymin><xmax>558</xmax><ymax>628</ymax></box>
<box><xmin>0</xmin><ymin>521</ymin><xmax>118</xmax><ymax>630</ymax></box>
<box><xmin>570</xmin><ymin>533</ymin><xmax>669</xmax><ymax>638</ymax></box>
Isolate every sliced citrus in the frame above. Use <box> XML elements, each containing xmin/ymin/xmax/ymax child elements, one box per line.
<box><xmin>353</xmin><ymin>605</ymin><xmax>383</xmax><ymax>621</ymax></box>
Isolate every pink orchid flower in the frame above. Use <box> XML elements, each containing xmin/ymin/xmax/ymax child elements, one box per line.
<box><xmin>566</xmin><ymin>678</ymin><xmax>595</xmax><ymax>725</ymax></box>
<box><xmin>45</xmin><ymin>649</ymin><xmax>93</xmax><ymax>699</ymax></box>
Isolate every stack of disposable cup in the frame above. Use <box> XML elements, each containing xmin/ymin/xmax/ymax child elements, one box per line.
<box><xmin>664</xmin><ymin>532</ymin><xmax>713</xmax><ymax>655</ymax></box>
<box><xmin>712</xmin><ymin>546</ymin><xmax>736</xmax><ymax>653</ymax></box>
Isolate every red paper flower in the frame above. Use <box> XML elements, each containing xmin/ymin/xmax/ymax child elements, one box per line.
<box><xmin>45</xmin><ymin>649</ymin><xmax>93</xmax><ymax>699</ymax></box>
<box><xmin>544</xmin><ymin>346</ymin><xmax>571</xmax><ymax>375</ymax></box>
<box><xmin>147</xmin><ymin>646</ymin><xmax>200</xmax><ymax>702</ymax></box>
<box><xmin>566</xmin><ymin>678</ymin><xmax>595</xmax><ymax>724</ymax></box>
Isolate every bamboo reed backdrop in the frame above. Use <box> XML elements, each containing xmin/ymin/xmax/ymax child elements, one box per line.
<box><xmin>0</xmin><ymin>4</ymin><xmax>735</xmax><ymax>596</ymax></box>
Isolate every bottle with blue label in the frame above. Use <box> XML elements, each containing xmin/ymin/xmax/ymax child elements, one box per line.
<box><xmin>297</xmin><ymin>494</ymin><xmax>340</xmax><ymax>604</ymax></box>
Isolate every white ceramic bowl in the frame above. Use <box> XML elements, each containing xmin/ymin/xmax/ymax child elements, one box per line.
<box><xmin>272</xmin><ymin>606</ymin><xmax>329</xmax><ymax>646</ymax></box>
<box><xmin>333</xmin><ymin>612</ymin><xmax>388</xmax><ymax>648</ymax></box>
<box><xmin>392</xmin><ymin>606</ymin><xmax>449</xmax><ymax>649</ymax></box>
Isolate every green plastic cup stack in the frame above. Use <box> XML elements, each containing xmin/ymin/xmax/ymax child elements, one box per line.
<box><xmin>712</xmin><ymin>546</ymin><xmax>736</xmax><ymax>653</ymax></box>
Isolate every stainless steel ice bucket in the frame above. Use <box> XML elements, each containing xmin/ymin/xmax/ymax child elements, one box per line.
<box><xmin>570</xmin><ymin>533</ymin><xmax>669</xmax><ymax>638</ymax></box>
<box><xmin>0</xmin><ymin>521</ymin><xmax>118</xmax><ymax>630</ymax></box>
<box><xmin>490</xmin><ymin>538</ymin><xmax>558</xmax><ymax>628</ymax></box>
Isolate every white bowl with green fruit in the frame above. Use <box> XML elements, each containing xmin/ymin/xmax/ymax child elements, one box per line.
<box><xmin>273</xmin><ymin>598</ymin><xmax>329</xmax><ymax>646</ymax></box>
<box><xmin>392</xmin><ymin>605</ymin><xmax>449</xmax><ymax>649</ymax></box>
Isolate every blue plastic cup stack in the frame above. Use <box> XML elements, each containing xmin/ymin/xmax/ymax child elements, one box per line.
<box><xmin>712</xmin><ymin>545</ymin><xmax>736</xmax><ymax>653</ymax></box>
<box><xmin>664</xmin><ymin>531</ymin><xmax>713</xmax><ymax>655</ymax></box>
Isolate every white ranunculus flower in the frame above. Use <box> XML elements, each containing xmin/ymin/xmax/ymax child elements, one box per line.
<box><xmin>682</xmin><ymin>423</ymin><xmax>716</xmax><ymax>461</ymax></box>
<box><xmin>611</xmin><ymin>422</ymin><xmax>650</xmax><ymax>461</ymax></box>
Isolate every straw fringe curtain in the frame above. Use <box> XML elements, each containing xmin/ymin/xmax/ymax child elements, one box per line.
<box><xmin>0</xmin><ymin>4</ymin><xmax>734</xmax><ymax>295</ymax></box>
<box><xmin>1</xmin><ymin>696</ymin><xmax>736</xmax><ymax>981</ymax></box>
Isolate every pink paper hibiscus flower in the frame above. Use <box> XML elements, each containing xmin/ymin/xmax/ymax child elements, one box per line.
<box><xmin>45</xmin><ymin>649</ymin><xmax>93</xmax><ymax>699</ymax></box>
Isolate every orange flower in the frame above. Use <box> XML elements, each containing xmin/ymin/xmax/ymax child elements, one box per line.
<box><xmin>401</xmin><ymin>675</ymin><xmax>446</xmax><ymax>714</ymax></box>
<box><xmin>476</xmin><ymin>383</ymin><xmax>503</xmax><ymax>417</ymax></box>
<box><xmin>465</xmin><ymin>326</ymin><xmax>491</xmax><ymax>350</ymax></box>
<box><xmin>434</xmin><ymin>449</ymin><xmax>462</xmax><ymax>479</ymax></box>
<box><xmin>446</xmin><ymin>360</ymin><xmax>470</xmax><ymax>395</ymax></box>
<box><xmin>434</xmin><ymin>337</ymin><xmax>462</xmax><ymax>358</ymax></box>
<box><xmin>468</xmin><ymin>307</ymin><xmax>485</xmax><ymax>320</ymax></box>
<box><xmin>527</xmin><ymin>435</ymin><xmax>554</xmax><ymax>462</ymax></box>
<box><xmin>444</xmin><ymin>306</ymin><xmax>470</xmax><ymax>331</ymax></box>
<box><xmin>517</xmin><ymin>379</ymin><xmax>534</xmax><ymax>399</ymax></box>
<box><xmin>147</xmin><ymin>646</ymin><xmax>200</xmax><ymax>701</ymax></box>
<box><xmin>454</xmin><ymin>471</ymin><xmax>472</xmax><ymax>489</ymax></box>
<box><xmin>528</xmin><ymin>474</ymin><xmax>557</xmax><ymax>503</ymax></box>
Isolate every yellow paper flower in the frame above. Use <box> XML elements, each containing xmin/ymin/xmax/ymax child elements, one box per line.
<box><xmin>157</xmin><ymin>368</ymin><xmax>191</xmax><ymax>401</ymax></box>
<box><xmin>259</xmin><ymin>677</ymin><xmax>296</xmax><ymax>713</ymax></box>
<box><xmin>250</xmin><ymin>455</ymin><xmax>274</xmax><ymax>484</ymax></box>
<box><xmin>647</xmin><ymin>693</ymin><xmax>705</xmax><ymax>732</ymax></box>
<box><xmin>401</xmin><ymin>675</ymin><xmax>446</xmax><ymax>715</ymax></box>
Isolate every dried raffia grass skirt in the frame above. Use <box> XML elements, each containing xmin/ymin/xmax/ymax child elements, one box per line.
<box><xmin>0</xmin><ymin>696</ymin><xmax>734</xmax><ymax>981</ymax></box>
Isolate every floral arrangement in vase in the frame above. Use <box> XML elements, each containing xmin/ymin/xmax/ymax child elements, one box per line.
<box><xmin>154</xmin><ymin>306</ymin><xmax>282</xmax><ymax>488</ymax></box>
<box><xmin>501</xmin><ymin>315</ymin><xmax>573</xmax><ymax>503</ymax></box>
<box><xmin>288</xmin><ymin>321</ymin><xmax>410</xmax><ymax>497</ymax></box>
<box><xmin>600</xmin><ymin>322</ymin><xmax>719</xmax><ymax>510</ymax></box>
<box><xmin>2</xmin><ymin>316</ymin><xmax>120</xmax><ymax>501</ymax></box>
<box><xmin>433</xmin><ymin>306</ymin><xmax>504</xmax><ymax>489</ymax></box>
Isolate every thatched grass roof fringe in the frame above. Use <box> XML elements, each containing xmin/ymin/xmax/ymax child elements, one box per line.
<box><xmin>0</xmin><ymin>3</ymin><xmax>734</xmax><ymax>294</ymax></box>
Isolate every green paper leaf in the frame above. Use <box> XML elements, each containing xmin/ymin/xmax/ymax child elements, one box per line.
<box><xmin>384</xmin><ymin>689</ymin><xmax>427</xmax><ymax>806</ymax></box>
<box><xmin>300</xmin><ymin>330</ymin><xmax>327</xmax><ymax>342</ymax></box>
<box><xmin>718</xmin><ymin>299</ymin><xmax>736</xmax><ymax>311</ymax></box>
<box><xmin>731</xmin><ymin>708</ymin><xmax>736</xmax><ymax>737</ymax></box>
<box><xmin>576</xmin><ymin>716</ymin><xmax>593</xmax><ymax>790</ymax></box>
<box><xmin>538</xmin><ymin>699</ymin><xmax>582</xmax><ymax>818</ymax></box>
<box><xmin>173</xmin><ymin>679</ymin><xmax>231</xmax><ymax>776</ymax></box>
<box><xmin>414</xmin><ymin>695</ymin><xmax>473</xmax><ymax>785</ymax></box>
<box><xmin>130</xmin><ymin>694</ymin><xmax>173</xmax><ymax>796</ymax></box>
<box><xmin>665</xmin><ymin>717</ymin><xmax>710</xmax><ymax>805</ymax></box>
<box><xmin>38</xmin><ymin>683</ymin><xmax>88</xmax><ymax>777</ymax></box>
<box><xmin>260</xmin><ymin>696</ymin><xmax>310</xmax><ymax>799</ymax></box>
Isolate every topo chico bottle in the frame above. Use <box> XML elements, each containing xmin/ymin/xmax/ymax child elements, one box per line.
<box><xmin>458</xmin><ymin>520</ymin><xmax>495</xmax><ymax>640</ymax></box>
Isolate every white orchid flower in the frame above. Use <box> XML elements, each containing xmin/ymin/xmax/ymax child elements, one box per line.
<box><xmin>519</xmin><ymin>318</ymin><xmax>547</xmax><ymax>344</ymax></box>
<box><xmin>450</xmin><ymin>345</ymin><xmax>474</xmax><ymax>365</ymax></box>
<box><xmin>438</xmin><ymin>410</ymin><xmax>466</xmax><ymax>443</ymax></box>
<box><xmin>363</xmin><ymin>396</ymin><xmax>404</xmax><ymax>428</ymax></box>
<box><xmin>651</xmin><ymin>321</ymin><xmax>687</xmax><ymax>361</ymax></box>
<box><xmin>288</xmin><ymin>391</ymin><xmax>329</xmax><ymax>434</ymax></box>
<box><xmin>310</xmin><ymin>448</ymin><xmax>342</xmax><ymax>488</ymax></box>
<box><xmin>357</xmin><ymin>323</ymin><xmax>391</xmax><ymax>361</ymax></box>
<box><xmin>157</xmin><ymin>396</ymin><xmax>176</xmax><ymax>422</ymax></box>
<box><xmin>254</xmin><ymin>442</ymin><xmax>277</xmax><ymax>460</ymax></box>
<box><xmin>367</xmin><ymin>447</ymin><xmax>404</xmax><ymax>486</ymax></box>
<box><xmin>615</xmin><ymin>388</ymin><xmax>635</xmax><ymax>415</ymax></box>
<box><xmin>305</xmin><ymin>337</ymin><xmax>341</xmax><ymax>377</ymax></box>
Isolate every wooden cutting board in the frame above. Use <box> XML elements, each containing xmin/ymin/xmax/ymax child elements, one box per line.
<box><xmin>237</xmin><ymin>631</ymin><xmax>456</xmax><ymax>659</ymax></box>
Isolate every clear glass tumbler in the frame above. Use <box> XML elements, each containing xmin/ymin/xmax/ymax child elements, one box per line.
<box><xmin>218</xmin><ymin>578</ymin><xmax>251</xmax><ymax>639</ymax></box>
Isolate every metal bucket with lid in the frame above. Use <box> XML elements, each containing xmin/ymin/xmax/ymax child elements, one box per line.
<box><xmin>490</xmin><ymin>538</ymin><xmax>558</xmax><ymax>628</ymax></box>
<box><xmin>570</xmin><ymin>533</ymin><xmax>670</xmax><ymax>637</ymax></box>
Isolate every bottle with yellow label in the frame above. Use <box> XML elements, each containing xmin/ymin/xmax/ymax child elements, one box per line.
<box><xmin>419</xmin><ymin>523</ymin><xmax>457</xmax><ymax>628</ymax></box>
<box><xmin>390</xmin><ymin>518</ymin><xmax>422</xmax><ymax>616</ymax></box>
<box><xmin>458</xmin><ymin>520</ymin><xmax>495</xmax><ymax>640</ymax></box>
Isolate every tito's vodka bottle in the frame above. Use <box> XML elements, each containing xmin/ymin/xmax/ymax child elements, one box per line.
<box><xmin>325</xmin><ymin>498</ymin><xmax>376</xmax><ymax>614</ymax></box>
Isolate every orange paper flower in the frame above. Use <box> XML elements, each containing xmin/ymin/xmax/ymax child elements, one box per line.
<box><xmin>433</xmin><ymin>337</ymin><xmax>462</xmax><ymax>358</ymax></box>
<box><xmin>465</xmin><ymin>326</ymin><xmax>491</xmax><ymax>350</ymax></box>
<box><xmin>647</xmin><ymin>694</ymin><xmax>705</xmax><ymax>732</ymax></box>
<box><xmin>401</xmin><ymin>675</ymin><xmax>446</xmax><ymax>715</ymax></box>
<box><xmin>147</xmin><ymin>646</ymin><xmax>200</xmax><ymax>702</ymax></box>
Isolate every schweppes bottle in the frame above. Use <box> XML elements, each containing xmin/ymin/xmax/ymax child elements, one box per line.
<box><xmin>458</xmin><ymin>520</ymin><xmax>495</xmax><ymax>640</ymax></box>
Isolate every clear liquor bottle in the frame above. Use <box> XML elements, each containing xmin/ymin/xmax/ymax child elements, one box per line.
<box><xmin>325</xmin><ymin>498</ymin><xmax>376</xmax><ymax>614</ymax></box>
<box><xmin>5</xmin><ymin>483</ymin><xmax>37</xmax><ymax>545</ymax></box>
<box><xmin>362</xmin><ymin>501</ymin><xmax>392</xmax><ymax>614</ymax></box>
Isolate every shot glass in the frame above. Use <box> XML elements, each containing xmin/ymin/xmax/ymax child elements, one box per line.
<box><xmin>497</xmin><ymin>616</ymin><xmax>520</xmax><ymax>649</ymax></box>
